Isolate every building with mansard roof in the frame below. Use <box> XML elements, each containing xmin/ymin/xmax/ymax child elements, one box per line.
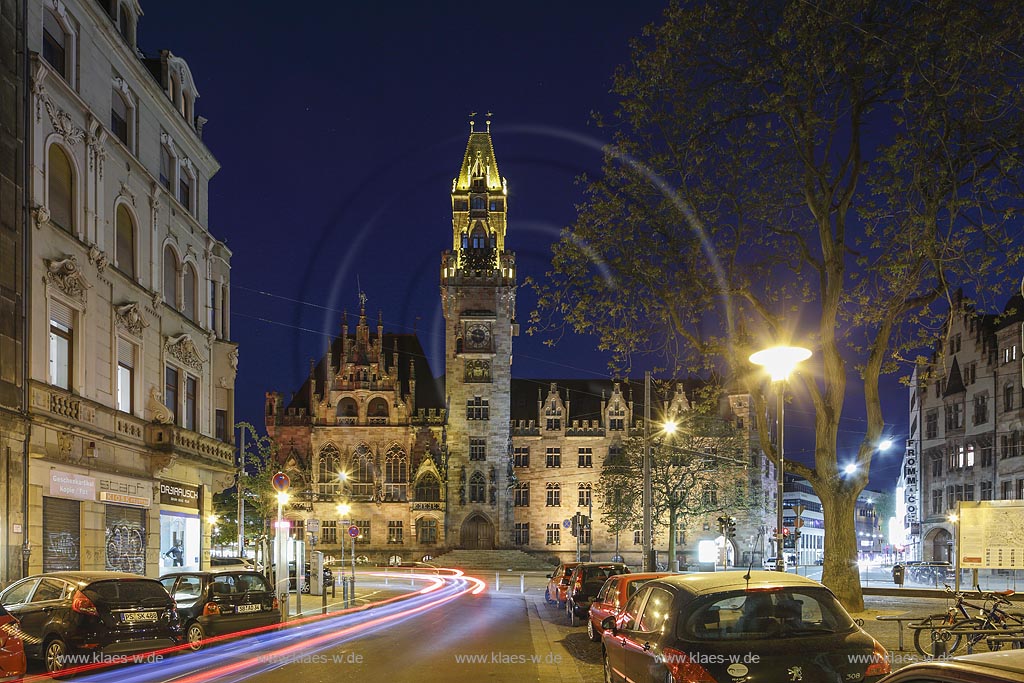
<box><xmin>264</xmin><ymin>123</ymin><xmax>776</xmax><ymax>567</ymax></box>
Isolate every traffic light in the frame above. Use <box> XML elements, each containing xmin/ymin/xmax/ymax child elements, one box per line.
<box><xmin>727</xmin><ymin>517</ymin><xmax>737</xmax><ymax>539</ymax></box>
<box><xmin>580</xmin><ymin>514</ymin><xmax>590</xmax><ymax>530</ymax></box>
<box><xmin>717</xmin><ymin>516</ymin><xmax>727</xmax><ymax>535</ymax></box>
<box><xmin>570</xmin><ymin>515</ymin><xmax>579</xmax><ymax>537</ymax></box>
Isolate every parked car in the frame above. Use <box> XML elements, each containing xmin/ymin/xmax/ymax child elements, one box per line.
<box><xmin>601</xmin><ymin>570</ymin><xmax>891</xmax><ymax>683</ymax></box>
<box><xmin>545</xmin><ymin>562</ymin><xmax>582</xmax><ymax>606</ymax></box>
<box><xmin>0</xmin><ymin>572</ymin><xmax>182</xmax><ymax>675</ymax></box>
<box><xmin>877</xmin><ymin>649</ymin><xmax>1024</xmax><ymax>683</ymax></box>
<box><xmin>762</xmin><ymin>555</ymin><xmax>797</xmax><ymax>569</ymax></box>
<box><xmin>159</xmin><ymin>570</ymin><xmax>280</xmax><ymax>651</ymax></box>
<box><xmin>905</xmin><ymin>561</ymin><xmax>955</xmax><ymax>585</ymax></box>
<box><xmin>209</xmin><ymin>557</ymin><xmax>255</xmax><ymax>569</ymax></box>
<box><xmin>587</xmin><ymin>572</ymin><xmax>671</xmax><ymax>642</ymax></box>
<box><xmin>0</xmin><ymin>602</ymin><xmax>26</xmax><ymax>680</ymax></box>
<box><xmin>565</xmin><ymin>562</ymin><xmax>631</xmax><ymax>624</ymax></box>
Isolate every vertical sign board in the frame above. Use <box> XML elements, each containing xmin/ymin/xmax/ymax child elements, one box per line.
<box><xmin>958</xmin><ymin>501</ymin><xmax>1024</xmax><ymax>569</ymax></box>
<box><xmin>903</xmin><ymin>448</ymin><xmax>918</xmax><ymax>541</ymax></box>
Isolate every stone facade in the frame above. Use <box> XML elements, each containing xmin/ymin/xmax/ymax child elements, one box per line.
<box><xmin>0</xmin><ymin>0</ymin><xmax>28</xmax><ymax>586</ymax></box>
<box><xmin>264</xmin><ymin>124</ymin><xmax>776</xmax><ymax>567</ymax></box>
<box><xmin>12</xmin><ymin>0</ymin><xmax>236</xmax><ymax>580</ymax></box>
<box><xmin>904</xmin><ymin>291</ymin><xmax>1024</xmax><ymax>562</ymax></box>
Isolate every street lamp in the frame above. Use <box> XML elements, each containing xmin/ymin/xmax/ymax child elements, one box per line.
<box><xmin>337</xmin><ymin>503</ymin><xmax>350</xmax><ymax>605</ymax></box>
<box><xmin>749</xmin><ymin>345</ymin><xmax>811</xmax><ymax>572</ymax></box>
<box><xmin>947</xmin><ymin>512</ymin><xmax>960</xmax><ymax>592</ymax></box>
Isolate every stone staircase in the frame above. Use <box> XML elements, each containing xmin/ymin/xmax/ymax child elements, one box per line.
<box><xmin>431</xmin><ymin>549</ymin><xmax>556</xmax><ymax>571</ymax></box>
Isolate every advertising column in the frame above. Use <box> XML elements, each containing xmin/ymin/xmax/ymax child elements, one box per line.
<box><xmin>159</xmin><ymin>480</ymin><xmax>201</xmax><ymax>571</ymax></box>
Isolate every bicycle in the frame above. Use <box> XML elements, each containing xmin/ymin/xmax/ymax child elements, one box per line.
<box><xmin>912</xmin><ymin>585</ymin><xmax>1024</xmax><ymax>656</ymax></box>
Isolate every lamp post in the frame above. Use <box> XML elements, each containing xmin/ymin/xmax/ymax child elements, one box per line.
<box><xmin>643</xmin><ymin>371</ymin><xmax>653</xmax><ymax>572</ymax></box>
<box><xmin>237</xmin><ymin>427</ymin><xmax>246</xmax><ymax>557</ymax></box>
<box><xmin>275</xmin><ymin>490</ymin><xmax>290</xmax><ymax>619</ymax></box>
<box><xmin>749</xmin><ymin>345</ymin><xmax>811</xmax><ymax>572</ymax></box>
<box><xmin>337</xmin><ymin>503</ymin><xmax>350</xmax><ymax>606</ymax></box>
<box><xmin>948</xmin><ymin>511</ymin><xmax>960</xmax><ymax>592</ymax></box>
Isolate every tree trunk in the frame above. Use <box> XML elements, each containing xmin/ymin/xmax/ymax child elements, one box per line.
<box><xmin>667</xmin><ymin>508</ymin><xmax>678</xmax><ymax>571</ymax></box>
<box><xmin>818</xmin><ymin>482</ymin><xmax>863</xmax><ymax>612</ymax></box>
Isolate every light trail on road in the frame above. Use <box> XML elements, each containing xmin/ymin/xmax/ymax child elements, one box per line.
<box><xmin>23</xmin><ymin>571</ymin><xmax>486</xmax><ymax>683</ymax></box>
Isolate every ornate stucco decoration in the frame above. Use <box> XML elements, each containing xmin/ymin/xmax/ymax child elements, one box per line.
<box><xmin>117</xmin><ymin>180</ymin><xmax>136</xmax><ymax>207</ymax></box>
<box><xmin>115</xmin><ymin>302</ymin><xmax>148</xmax><ymax>337</ymax></box>
<box><xmin>147</xmin><ymin>386</ymin><xmax>174</xmax><ymax>424</ymax></box>
<box><xmin>44</xmin><ymin>255</ymin><xmax>91</xmax><ymax>302</ymax></box>
<box><xmin>86</xmin><ymin>131</ymin><xmax>106</xmax><ymax>179</ymax></box>
<box><xmin>112</xmin><ymin>76</ymin><xmax>130</xmax><ymax>97</ymax></box>
<box><xmin>87</xmin><ymin>244</ymin><xmax>108</xmax><ymax>273</ymax></box>
<box><xmin>149</xmin><ymin>453</ymin><xmax>176</xmax><ymax>476</ymax></box>
<box><xmin>33</xmin><ymin>205</ymin><xmax>50</xmax><ymax>228</ymax></box>
<box><xmin>165</xmin><ymin>334</ymin><xmax>205</xmax><ymax>372</ymax></box>
<box><xmin>150</xmin><ymin>290</ymin><xmax>164</xmax><ymax>309</ymax></box>
<box><xmin>228</xmin><ymin>348</ymin><xmax>239</xmax><ymax>372</ymax></box>
<box><xmin>43</xmin><ymin>97</ymin><xmax>84</xmax><ymax>146</ymax></box>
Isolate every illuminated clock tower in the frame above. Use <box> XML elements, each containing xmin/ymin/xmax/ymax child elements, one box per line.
<box><xmin>440</xmin><ymin>117</ymin><xmax>516</xmax><ymax>549</ymax></box>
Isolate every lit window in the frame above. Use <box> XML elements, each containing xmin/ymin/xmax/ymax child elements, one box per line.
<box><xmin>116</xmin><ymin>338</ymin><xmax>134</xmax><ymax>413</ymax></box>
<box><xmin>49</xmin><ymin>300</ymin><xmax>73</xmax><ymax>390</ymax></box>
<box><xmin>115</xmin><ymin>204</ymin><xmax>134</xmax><ymax>278</ymax></box>
<box><xmin>47</xmin><ymin>144</ymin><xmax>74</xmax><ymax>233</ymax></box>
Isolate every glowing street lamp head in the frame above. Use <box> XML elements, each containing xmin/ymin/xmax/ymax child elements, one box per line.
<box><xmin>338</xmin><ymin>470</ymin><xmax>348</xmax><ymax>482</ymax></box>
<box><xmin>843</xmin><ymin>463</ymin><xmax>858</xmax><ymax>475</ymax></box>
<box><xmin>336</xmin><ymin>503</ymin><xmax>351</xmax><ymax>517</ymax></box>
<box><xmin>948</xmin><ymin>513</ymin><xmax>959</xmax><ymax>524</ymax></box>
<box><xmin>878</xmin><ymin>439</ymin><xmax>893</xmax><ymax>451</ymax></box>
<box><xmin>749</xmin><ymin>345</ymin><xmax>812</xmax><ymax>382</ymax></box>
<box><xmin>207</xmin><ymin>514</ymin><xmax>218</xmax><ymax>525</ymax></box>
<box><xmin>276</xmin><ymin>491</ymin><xmax>289</xmax><ymax>506</ymax></box>
<box><xmin>662</xmin><ymin>420</ymin><xmax>677</xmax><ymax>435</ymax></box>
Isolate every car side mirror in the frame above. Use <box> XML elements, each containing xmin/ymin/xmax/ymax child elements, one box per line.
<box><xmin>602</xmin><ymin>616</ymin><xmax>617</xmax><ymax>634</ymax></box>
<box><xmin>854</xmin><ymin>618</ymin><xmax>864</xmax><ymax>627</ymax></box>
<box><xmin>547</xmin><ymin>574</ymin><xmax>552</xmax><ymax>579</ymax></box>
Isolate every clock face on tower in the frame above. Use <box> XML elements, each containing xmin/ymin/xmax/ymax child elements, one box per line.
<box><xmin>467</xmin><ymin>323</ymin><xmax>491</xmax><ymax>349</ymax></box>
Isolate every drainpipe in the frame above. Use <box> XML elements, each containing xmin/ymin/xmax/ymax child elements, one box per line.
<box><xmin>20</xmin><ymin>0</ymin><xmax>32</xmax><ymax>579</ymax></box>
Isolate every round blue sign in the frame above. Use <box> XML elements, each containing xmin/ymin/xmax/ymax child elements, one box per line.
<box><xmin>272</xmin><ymin>471</ymin><xmax>290</xmax><ymax>492</ymax></box>
<box><xmin>562</xmin><ymin>519</ymin><xmax>571</xmax><ymax>529</ymax></box>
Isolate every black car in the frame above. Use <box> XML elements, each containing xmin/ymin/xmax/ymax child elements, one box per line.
<box><xmin>602</xmin><ymin>571</ymin><xmax>891</xmax><ymax>683</ymax></box>
<box><xmin>0</xmin><ymin>571</ymin><xmax>182</xmax><ymax>674</ymax></box>
<box><xmin>159</xmin><ymin>570</ymin><xmax>280</xmax><ymax>650</ymax></box>
<box><xmin>565</xmin><ymin>562</ymin><xmax>630</xmax><ymax>624</ymax></box>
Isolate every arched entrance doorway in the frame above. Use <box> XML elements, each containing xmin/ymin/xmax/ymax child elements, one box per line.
<box><xmin>460</xmin><ymin>514</ymin><xmax>495</xmax><ymax>550</ymax></box>
<box><xmin>925</xmin><ymin>528</ymin><xmax>952</xmax><ymax>562</ymax></box>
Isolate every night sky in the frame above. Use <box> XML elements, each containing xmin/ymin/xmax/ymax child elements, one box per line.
<box><xmin>136</xmin><ymin>1</ymin><xmax>908</xmax><ymax>490</ymax></box>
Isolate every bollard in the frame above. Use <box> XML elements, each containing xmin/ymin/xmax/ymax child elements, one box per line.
<box><xmin>496</xmin><ymin>572</ymin><xmax>500</xmax><ymax>591</ymax></box>
<box><xmin>520</xmin><ymin>574</ymin><xmax>525</xmax><ymax>594</ymax></box>
<box><xmin>322</xmin><ymin>586</ymin><xmax>327</xmax><ymax>615</ymax></box>
<box><xmin>384</xmin><ymin>567</ymin><xmax>389</xmax><ymax>585</ymax></box>
<box><xmin>932</xmin><ymin>631</ymin><xmax>947</xmax><ymax>658</ymax></box>
<box><xmin>342</xmin><ymin>577</ymin><xmax>348</xmax><ymax>607</ymax></box>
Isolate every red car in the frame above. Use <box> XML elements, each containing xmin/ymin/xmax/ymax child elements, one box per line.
<box><xmin>545</xmin><ymin>562</ymin><xmax>582</xmax><ymax>606</ymax></box>
<box><xmin>587</xmin><ymin>572</ymin><xmax>671</xmax><ymax>641</ymax></box>
<box><xmin>0</xmin><ymin>602</ymin><xmax>26</xmax><ymax>681</ymax></box>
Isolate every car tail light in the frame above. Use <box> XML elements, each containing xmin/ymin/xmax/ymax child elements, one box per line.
<box><xmin>662</xmin><ymin>647</ymin><xmax>715</xmax><ymax>683</ymax></box>
<box><xmin>864</xmin><ymin>641</ymin><xmax>891</xmax><ymax>677</ymax></box>
<box><xmin>272</xmin><ymin>597</ymin><xmax>279</xmax><ymax>610</ymax></box>
<box><xmin>71</xmin><ymin>590</ymin><xmax>98</xmax><ymax>615</ymax></box>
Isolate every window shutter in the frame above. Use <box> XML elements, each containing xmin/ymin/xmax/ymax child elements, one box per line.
<box><xmin>50</xmin><ymin>299</ymin><xmax>73</xmax><ymax>329</ymax></box>
<box><xmin>117</xmin><ymin>338</ymin><xmax>134</xmax><ymax>368</ymax></box>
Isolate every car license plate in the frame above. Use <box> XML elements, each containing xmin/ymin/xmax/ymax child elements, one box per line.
<box><xmin>123</xmin><ymin>611</ymin><xmax>158</xmax><ymax>623</ymax></box>
<box><xmin>236</xmin><ymin>603</ymin><xmax>261</xmax><ymax>613</ymax></box>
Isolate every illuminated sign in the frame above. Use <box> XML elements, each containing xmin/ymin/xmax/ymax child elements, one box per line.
<box><xmin>903</xmin><ymin>448</ymin><xmax>918</xmax><ymax>533</ymax></box>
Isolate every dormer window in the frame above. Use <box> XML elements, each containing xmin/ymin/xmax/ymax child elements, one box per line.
<box><xmin>117</xmin><ymin>3</ymin><xmax>133</xmax><ymax>44</ymax></box>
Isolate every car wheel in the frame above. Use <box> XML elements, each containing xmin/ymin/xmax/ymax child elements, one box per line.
<box><xmin>588</xmin><ymin>617</ymin><xmax>601</xmax><ymax>642</ymax></box>
<box><xmin>186</xmin><ymin>621</ymin><xmax>206</xmax><ymax>651</ymax></box>
<box><xmin>603</xmin><ymin>651</ymin><xmax>615</xmax><ymax>683</ymax></box>
<box><xmin>545</xmin><ymin>587</ymin><xmax>554</xmax><ymax>605</ymax></box>
<box><xmin>44</xmin><ymin>637</ymin><xmax>69</xmax><ymax>675</ymax></box>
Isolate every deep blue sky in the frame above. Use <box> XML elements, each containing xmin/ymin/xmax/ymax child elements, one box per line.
<box><xmin>138</xmin><ymin>1</ymin><xmax>908</xmax><ymax>490</ymax></box>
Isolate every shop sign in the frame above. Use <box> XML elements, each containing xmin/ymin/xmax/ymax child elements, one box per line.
<box><xmin>49</xmin><ymin>470</ymin><xmax>95</xmax><ymax>501</ymax></box>
<box><xmin>160</xmin><ymin>481</ymin><xmax>201</xmax><ymax>509</ymax></box>
<box><xmin>97</xmin><ymin>473</ymin><xmax>152</xmax><ymax>507</ymax></box>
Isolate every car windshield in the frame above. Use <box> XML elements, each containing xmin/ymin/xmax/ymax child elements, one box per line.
<box><xmin>87</xmin><ymin>579</ymin><xmax>169</xmax><ymax>603</ymax></box>
<box><xmin>682</xmin><ymin>588</ymin><xmax>855</xmax><ymax>641</ymax></box>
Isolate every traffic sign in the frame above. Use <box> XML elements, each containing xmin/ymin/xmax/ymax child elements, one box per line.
<box><xmin>307</xmin><ymin>518</ymin><xmax>320</xmax><ymax>534</ymax></box>
<box><xmin>348</xmin><ymin>525</ymin><xmax>360</xmax><ymax>538</ymax></box>
<box><xmin>272</xmin><ymin>471</ymin><xmax>290</xmax><ymax>492</ymax></box>
<box><xmin>794</xmin><ymin>518</ymin><xmax>804</xmax><ymax>529</ymax></box>
<box><xmin>562</xmin><ymin>519</ymin><xmax>571</xmax><ymax>529</ymax></box>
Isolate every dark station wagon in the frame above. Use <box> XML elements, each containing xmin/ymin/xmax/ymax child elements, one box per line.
<box><xmin>159</xmin><ymin>570</ymin><xmax>280</xmax><ymax>650</ymax></box>
<box><xmin>602</xmin><ymin>571</ymin><xmax>891</xmax><ymax>683</ymax></box>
